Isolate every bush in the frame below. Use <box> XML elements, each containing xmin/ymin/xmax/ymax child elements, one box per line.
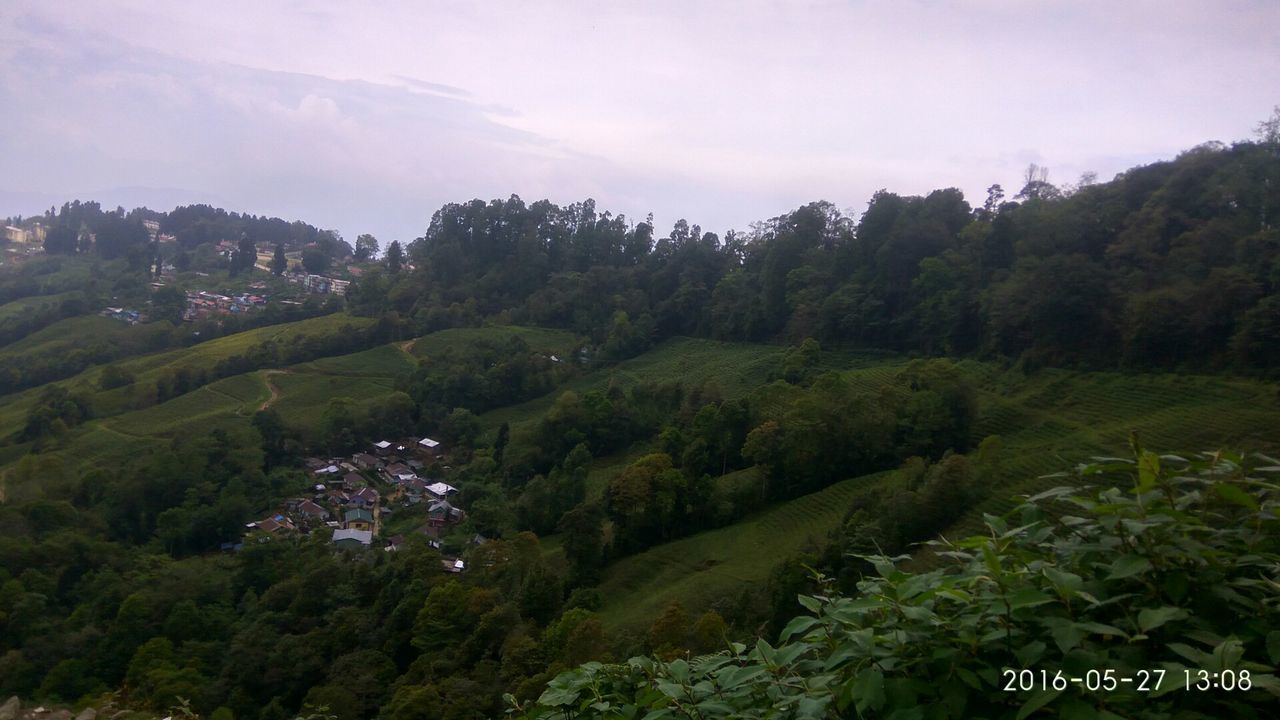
<box><xmin>511</xmin><ymin>449</ymin><xmax>1280</xmax><ymax>718</ymax></box>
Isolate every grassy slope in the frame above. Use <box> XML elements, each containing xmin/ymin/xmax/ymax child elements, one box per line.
<box><xmin>587</xmin><ymin>356</ymin><xmax>1280</xmax><ymax>634</ymax></box>
<box><xmin>0</xmin><ymin>313</ymin><xmax>375</xmax><ymax>439</ymax></box>
<box><xmin>0</xmin><ymin>290</ymin><xmax>80</xmax><ymax>329</ymax></box>
<box><xmin>1</xmin><ymin>315</ymin><xmax>132</xmax><ymax>355</ymax></box>
<box><xmin>594</xmin><ymin>470</ymin><xmax>895</xmax><ymax>632</ymax></box>
<box><xmin>481</xmin><ymin>338</ymin><xmax>792</xmax><ymax>445</ymax></box>
<box><xmin>411</xmin><ymin>325</ymin><xmax>579</xmax><ymax>358</ymax></box>
<box><xmin>1</xmin><ymin>325</ymin><xmax>564</xmax><ymax>475</ymax></box>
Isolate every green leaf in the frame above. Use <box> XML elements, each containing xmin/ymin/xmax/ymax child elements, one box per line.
<box><xmin>1043</xmin><ymin>566</ymin><xmax>1082</xmax><ymax>592</ymax></box>
<box><xmin>1137</xmin><ymin>450</ymin><xmax>1160</xmax><ymax>492</ymax></box>
<box><xmin>1208</xmin><ymin>638</ymin><xmax>1245</xmax><ymax>672</ymax></box>
<box><xmin>1107</xmin><ymin>554</ymin><xmax>1151</xmax><ymax>580</ymax></box>
<box><xmin>1015</xmin><ymin>688</ymin><xmax>1063</xmax><ymax>720</ymax></box>
<box><xmin>1008</xmin><ymin>588</ymin><xmax>1054</xmax><ymax>610</ymax></box>
<box><xmin>797</xmin><ymin>595</ymin><xmax>821</xmax><ymax>613</ymax></box>
<box><xmin>1212</xmin><ymin>482</ymin><xmax>1259</xmax><ymax>509</ymax></box>
<box><xmin>654</xmin><ymin>680</ymin><xmax>684</xmax><ymax>700</ymax></box>
<box><xmin>1137</xmin><ymin>606</ymin><xmax>1186</xmax><ymax>632</ymax></box>
<box><xmin>1246</xmin><ymin>672</ymin><xmax>1280</xmax><ymax>698</ymax></box>
<box><xmin>1267</xmin><ymin>631</ymin><xmax>1280</xmax><ymax>665</ymax></box>
<box><xmin>715</xmin><ymin>665</ymin><xmax>767</xmax><ymax>690</ymax></box>
<box><xmin>780</xmin><ymin>615</ymin><xmax>821</xmax><ymax>642</ymax></box>
<box><xmin>954</xmin><ymin>667</ymin><xmax>982</xmax><ymax>689</ymax></box>
<box><xmin>1075</xmin><ymin>621</ymin><xmax>1127</xmax><ymax>639</ymax></box>
<box><xmin>754</xmin><ymin>638</ymin><xmax>777</xmax><ymax>666</ymax></box>
<box><xmin>851</xmin><ymin>667</ymin><xmax>885</xmax><ymax>712</ymax></box>
<box><xmin>1168</xmin><ymin>643</ymin><xmax>1208</xmax><ymax>665</ymax></box>
<box><xmin>1014</xmin><ymin>640</ymin><xmax>1047</xmax><ymax>667</ymax></box>
<box><xmin>1043</xmin><ymin>617</ymin><xmax>1084</xmax><ymax>653</ymax></box>
<box><xmin>537</xmin><ymin>687</ymin><xmax>579</xmax><ymax>707</ymax></box>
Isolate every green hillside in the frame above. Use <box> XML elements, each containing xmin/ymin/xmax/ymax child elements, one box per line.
<box><xmin>0</xmin><ymin>312</ymin><xmax>375</xmax><ymax>440</ymax></box>
<box><xmin>593</xmin><ymin>469</ymin><xmax>893</xmax><ymax>632</ymax></box>
<box><xmin>573</xmin><ymin>354</ymin><xmax>1280</xmax><ymax>633</ymax></box>
<box><xmin>410</xmin><ymin>324</ymin><xmax>579</xmax><ymax>358</ymax></box>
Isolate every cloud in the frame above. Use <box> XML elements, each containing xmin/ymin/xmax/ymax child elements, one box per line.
<box><xmin>1</xmin><ymin>1</ymin><xmax>1278</xmax><ymax>241</ymax></box>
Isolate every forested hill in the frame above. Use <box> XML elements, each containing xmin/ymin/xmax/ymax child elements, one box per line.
<box><xmin>345</xmin><ymin>138</ymin><xmax>1280</xmax><ymax>372</ymax></box>
<box><xmin>1</xmin><ymin>132</ymin><xmax>1279</xmax><ymax>720</ymax></box>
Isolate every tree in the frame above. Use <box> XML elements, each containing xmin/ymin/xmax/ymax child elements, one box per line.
<box><xmin>558</xmin><ymin>502</ymin><xmax>605</xmax><ymax>583</ymax></box>
<box><xmin>151</xmin><ymin>285</ymin><xmax>186</xmax><ymax>325</ymax></box>
<box><xmin>302</xmin><ymin>247</ymin><xmax>330</xmax><ymax>274</ymax></box>
<box><xmin>230</xmin><ymin>235</ymin><xmax>257</xmax><ymax>275</ymax></box>
<box><xmin>43</xmin><ymin>223</ymin><xmax>78</xmax><ymax>255</ymax></box>
<box><xmin>493</xmin><ymin>422</ymin><xmax>511</xmax><ymax>465</ymax></box>
<box><xmin>355</xmin><ymin>233</ymin><xmax>380</xmax><ymax>261</ymax></box>
<box><xmin>441</xmin><ymin>407</ymin><xmax>481</xmax><ymax>448</ymax></box>
<box><xmin>1232</xmin><ymin>294</ymin><xmax>1280</xmax><ymax>368</ymax></box>
<box><xmin>271</xmin><ymin>244</ymin><xmax>287</xmax><ymax>276</ymax></box>
<box><xmin>1256</xmin><ymin>104</ymin><xmax>1280</xmax><ymax>147</ymax></box>
<box><xmin>1015</xmin><ymin>163</ymin><xmax>1061</xmax><ymax>201</ymax></box>
<box><xmin>646</xmin><ymin>601</ymin><xmax>689</xmax><ymax>660</ymax></box>
<box><xmin>385</xmin><ymin>240</ymin><xmax>404</xmax><ymax>273</ymax></box>
<box><xmin>99</xmin><ymin>365</ymin><xmax>136</xmax><ymax>390</ymax></box>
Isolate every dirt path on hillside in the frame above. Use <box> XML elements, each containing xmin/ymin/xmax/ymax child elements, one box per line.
<box><xmin>397</xmin><ymin>339</ymin><xmax>416</xmax><ymax>354</ymax></box>
<box><xmin>259</xmin><ymin>369</ymin><xmax>289</xmax><ymax>411</ymax></box>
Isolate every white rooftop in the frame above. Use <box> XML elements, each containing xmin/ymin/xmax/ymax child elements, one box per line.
<box><xmin>374</xmin><ymin>440</ymin><xmax>392</xmax><ymax>449</ymax></box>
<box><xmin>418</xmin><ymin>437</ymin><xmax>440</xmax><ymax>448</ymax></box>
<box><xmin>332</xmin><ymin>529</ymin><xmax>372</xmax><ymax>545</ymax></box>
<box><xmin>426</xmin><ymin>481</ymin><xmax>457</xmax><ymax>497</ymax></box>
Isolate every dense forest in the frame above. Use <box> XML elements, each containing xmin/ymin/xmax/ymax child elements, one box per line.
<box><xmin>1</xmin><ymin>129</ymin><xmax>1279</xmax><ymax>720</ymax></box>
<box><xmin>340</xmin><ymin>137</ymin><xmax>1280</xmax><ymax>373</ymax></box>
<box><xmin>27</xmin><ymin>201</ymin><xmax>353</xmax><ymax>273</ymax></box>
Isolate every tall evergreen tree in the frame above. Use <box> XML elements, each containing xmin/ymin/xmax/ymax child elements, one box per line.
<box><xmin>271</xmin><ymin>244</ymin><xmax>287</xmax><ymax>276</ymax></box>
<box><xmin>385</xmin><ymin>240</ymin><xmax>403</xmax><ymax>274</ymax></box>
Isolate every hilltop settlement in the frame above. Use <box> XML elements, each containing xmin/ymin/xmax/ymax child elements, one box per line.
<box><xmin>241</xmin><ymin>436</ymin><xmax>471</xmax><ymax>573</ymax></box>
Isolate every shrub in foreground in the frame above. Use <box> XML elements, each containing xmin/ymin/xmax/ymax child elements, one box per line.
<box><xmin>511</xmin><ymin>449</ymin><xmax>1280</xmax><ymax>719</ymax></box>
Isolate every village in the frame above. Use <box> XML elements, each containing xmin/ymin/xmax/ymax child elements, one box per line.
<box><xmin>239</xmin><ymin>435</ymin><xmax>472</xmax><ymax>574</ymax></box>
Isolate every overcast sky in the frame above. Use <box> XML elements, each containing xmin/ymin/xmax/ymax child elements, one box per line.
<box><xmin>1</xmin><ymin>1</ymin><xmax>1277</xmax><ymax>244</ymax></box>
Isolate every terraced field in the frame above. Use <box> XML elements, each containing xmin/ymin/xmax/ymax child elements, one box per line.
<box><xmin>0</xmin><ymin>324</ymin><xmax>561</xmax><ymax>475</ymax></box>
<box><xmin>0</xmin><ymin>313</ymin><xmax>376</xmax><ymax>438</ymax></box>
<box><xmin>270</xmin><ymin>373</ymin><xmax>403</xmax><ymax>438</ymax></box>
<box><xmin>0</xmin><ymin>290</ymin><xmax>82</xmax><ymax>329</ymax></box>
<box><xmin>297</xmin><ymin>343</ymin><xmax>418</xmax><ymax>376</ymax></box>
<box><xmin>0</xmin><ymin>314</ymin><xmax>138</xmax><ymax>356</ymax></box>
<box><xmin>411</xmin><ymin>325</ymin><xmax>579</xmax><ymax>358</ymax></box>
<box><xmin>480</xmin><ymin>338</ymin><xmax>790</xmax><ymax>444</ymax></box>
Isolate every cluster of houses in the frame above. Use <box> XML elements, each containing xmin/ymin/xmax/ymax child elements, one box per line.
<box><xmin>183</xmin><ymin>290</ymin><xmax>270</xmax><ymax>321</ymax></box>
<box><xmin>290</xmin><ymin>272</ymin><xmax>351</xmax><ymax>295</ymax></box>
<box><xmin>242</xmin><ymin>436</ymin><xmax>469</xmax><ymax>573</ymax></box>
<box><xmin>100</xmin><ymin>307</ymin><xmax>146</xmax><ymax>324</ymax></box>
<box><xmin>4</xmin><ymin>223</ymin><xmax>46</xmax><ymax>245</ymax></box>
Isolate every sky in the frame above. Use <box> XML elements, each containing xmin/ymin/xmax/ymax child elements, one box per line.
<box><xmin>1</xmin><ymin>1</ymin><xmax>1277</xmax><ymax>245</ymax></box>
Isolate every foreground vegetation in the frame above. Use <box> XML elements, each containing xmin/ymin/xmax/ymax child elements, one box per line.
<box><xmin>514</xmin><ymin>450</ymin><xmax>1280</xmax><ymax>719</ymax></box>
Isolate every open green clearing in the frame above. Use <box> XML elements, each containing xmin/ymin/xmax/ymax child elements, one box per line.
<box><xmin>0</xmin><ymin>314</ymin><xmax>138</xmax><ymax>356</ymax></box>
<box><xmin>410</xmin><ymin>325</ymin><xmax>579</xmax><ymax>358</ymax></box>
<box><xmin>296</xmin><ymin>343</ymin><xmax>418</xmax><ymax>376</ymax></box>
<box><xmin>0</xmin><ymin>290</ymin><xmax>80</xmax><ymax>329</ymax></box>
